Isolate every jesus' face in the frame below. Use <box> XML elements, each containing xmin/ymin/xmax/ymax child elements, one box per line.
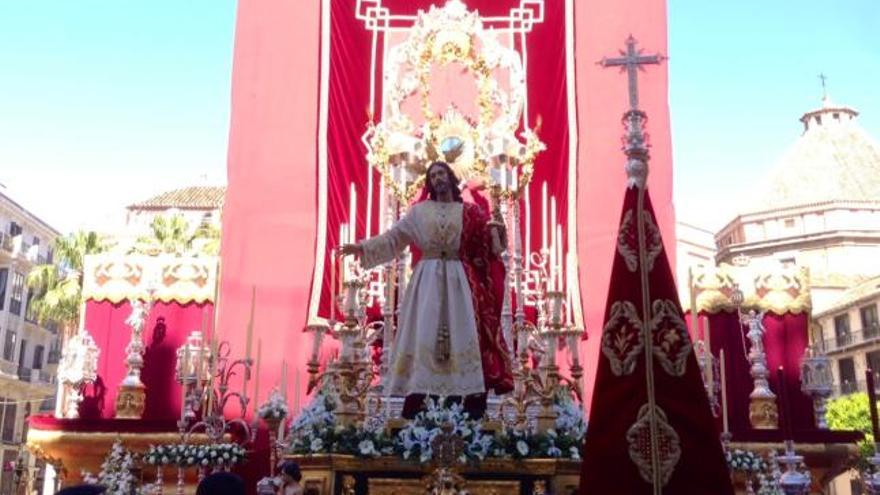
<box><xmin>428</xmin><ymin>164</ymin><xmax>451</xmax><ymax>196</ymax></box>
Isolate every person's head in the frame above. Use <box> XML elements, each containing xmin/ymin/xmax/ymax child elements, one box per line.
<box><xmin>425</xmin><ymin>161</ymin><xmax>462</xmax><ymax>202</ymax></box>
<box><xmin>55</xmin><ymin>485</ymin><xmax>107</xmax><ymax>495</ymax></box>
<box><xmin>280</xmin><ymin>460</ymin><xmax>302</xmax><ymax>483</ymax></box>
<box><xmin>196</xmin><ymin>472</ymin><xmax>245</xmax><ymax>495</ymax></box>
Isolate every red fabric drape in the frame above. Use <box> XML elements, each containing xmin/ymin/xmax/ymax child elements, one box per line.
<box><xmin>317</xmin><ymin>0</ymin><xmax>571</xmax><ymax>328</ymax></box>
<box><xmin>704</xmin><ymin>311</ymin><xmax>861</xmax><ymax>444</ymax></box>
<box><xmin>580</xmin><ymin>189</ymin><xmax>732</xmax><ymax>494</ymax></box>
<box><xmin>80</xmin><ymin>300</ymin><xmax>213</xmax><ymax>421</ymax></box>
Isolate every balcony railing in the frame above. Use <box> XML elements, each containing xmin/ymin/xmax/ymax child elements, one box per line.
<box><xmin>824</xmin><ymin>325</ymin><xmax>880</xmax><ymax>353</ymax></box>
<box><xmin>835</xmin><ymin>379</ymin><xmax>880</xmax><ymax>396</ymax></box>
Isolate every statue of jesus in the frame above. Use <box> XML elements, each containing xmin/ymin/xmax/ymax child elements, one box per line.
<box><xmin>341</xmin><ymin>161</ymin><xmax>513</xmax><ymax>419</ymax></box>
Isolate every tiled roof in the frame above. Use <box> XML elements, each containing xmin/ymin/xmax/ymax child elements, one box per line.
<box><xmin>748</xmin><ymin>98</ymin><xmax>880</xmax><ymax>213</ymax></box>
<box><xmin>128</xmin><ymin>186</ymin><xmax>226</xmax><ymax>210</ymax></box>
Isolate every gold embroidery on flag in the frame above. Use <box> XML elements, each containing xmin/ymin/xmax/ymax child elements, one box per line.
<box><xmin>601</xmin><ymin>301</ymin><xmax>643</xmax><ymax>376</ymax></box>
<box><xmin>626</xmin><ymin>404</ymin><xmax>681</xmax><ymax>487</ymax></box>
<box><xmin>649</xmin><ymin>299</ymin><xmax>692</xmax><ymax>377</ymax></box>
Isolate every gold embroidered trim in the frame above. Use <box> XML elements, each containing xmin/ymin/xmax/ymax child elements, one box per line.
<box><xmin>601</xmin><ymin>301</ymin><xmax>644</xmax><ymax>376</ymax></box>
<box><xmin>626</xmin><ymin>404</ymin><xmax>681</xmax><ymax>487</ymax></box>
<box><xmin>617</xmin><ymin>210</ymin><xmax>638</xmax><ymax>272</ymax></box>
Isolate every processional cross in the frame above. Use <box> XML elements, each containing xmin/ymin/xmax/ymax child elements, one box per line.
<box><xmin>599</xmin><ymin>35</ymin><xmax>666</xmax><ymax>111</ymax></box>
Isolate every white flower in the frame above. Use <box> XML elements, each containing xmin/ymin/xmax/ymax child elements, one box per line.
<box><xmin>569</xmin><ymin>447</ymin><xmax>581</xmax><ymax>460</ymax></box>
<box><xmin>516</xmin><ymin>440</ymin><xmax>529</xmax><ymax>457</ymax></box>
<box><xmin>310</xmin><ymin>438</ymin><xmax>325</xmax><ymax>452</ymax></box>
<box><xmin>358</xmin><ymin>439</ymin><xmax>377</xmax><ymax>457</ymax></box>
<box><xmin>547</xmin><ymin>446</ymin><xmax>562</xmax><ymax>457</ymax></box>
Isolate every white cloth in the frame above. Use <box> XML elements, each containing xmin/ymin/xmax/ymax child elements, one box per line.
<box><xmin>360</xmin><ymin>200</ymin><xmax>485</xmax><ymax>397</ymax></box>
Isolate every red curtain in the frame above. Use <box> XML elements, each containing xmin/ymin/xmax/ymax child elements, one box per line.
<box><xmin>317</xmin><ymin>0</ymin><xmax>572</xmax><ymax>323</ymax></box>
<box><xmin>79</xmin><ymin>300</ymin><xmax>213</xmax><ymax>421</ymax></box>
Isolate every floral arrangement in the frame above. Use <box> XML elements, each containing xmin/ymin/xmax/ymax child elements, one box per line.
<box><xmin>257</xmin><ymin>389</ymin><xmax>290</xmax><ymax>422</ymax></box>
<box><xmin>82</xmin><ymin>440</ymin><xmax>159</xmax><ymax>495</ymax></box>
<box><xmin>726</xmin><ymin>449</ymin><xmax>766</xmax><ymax>473</ymax></box>
<box><xmin>288</xmin><ymin>391</ymin><xmax>587</xmax><ymax>462</ymax></box>
<box><xmin>725</xmin><ymin>448</ymin><xmax>790</xmax><ymax>495</ymax></box>
<box><xmin>144</xmin><ymin>442</ymin><xmax>247</xmax><ymax>468</ymax></box>
<box><xmin>288</xmin><ymin>392</ymin><xmax>396</xmax><ymax>457</ymax></box>
<box><xmin>493</xmin><ymin>394</ymin><xmax>586</xmax><ymax>460</ymax></box>
<box><xmin>396</xmin><ymin>397</ymin><xmax>494</xmax><ymax>463</ymax></box>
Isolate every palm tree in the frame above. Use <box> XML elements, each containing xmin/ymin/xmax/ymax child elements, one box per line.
<box><xmin>26</xmin><ymin>230</ymin><xmax>107</xmax><ymax>332</ymax></box>
<box><xmin>132</xmin><ymin>213</ymin><xmax>220</xmax><ymax>256</ymax></box>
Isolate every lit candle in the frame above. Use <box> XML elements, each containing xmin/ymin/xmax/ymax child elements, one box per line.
<box><xmin>866</xmin><ymin>368</ymin><xmax>880</xmax><ymax>443</ymax></box>
<box><xmin>349</xmin><ymin>183</ymin><xmax>357</xmax><ymax>244</ymax></box>
<box><xmin>720</xmin><ymin>350</ymin><xmax>729</xmax><ymax>435</ymax></box>
<box><xmin>541</xmin><ymin>183</ymin><xmax>548</xmax><ymax>252</ymax></box>
<box><xmin>253</xmin><ymin>339</ymin><xmax>262</xmax><ymax>414</ymax></box>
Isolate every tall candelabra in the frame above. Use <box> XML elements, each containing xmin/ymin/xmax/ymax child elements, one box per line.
<box><xmin>306</xmin><ymin>269</ymin><xmax>379</xmax><ymax>427</ymax></box>
<box><xmin>742</xmin><ymin>310</ymin><xmax>778</xmax><ymax>429</ymax></box>
<box><xmin>115</xmin><ymin>297</ymin><xmax>153</xmax><ymax>419</ymax></box>
<box><xmin>776</xmin><ymin>440</ymin><xmax>811</xmax><ymax>495</ymax></box>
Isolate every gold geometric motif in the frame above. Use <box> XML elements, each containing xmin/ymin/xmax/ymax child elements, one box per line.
<box><xmin>601</xmin><ymin>301</ymin><xmax>643</xmax><ymax>376</ymax></box>
<box><xmin>626</xmin><ymin>404</ymin><xmax>681</xmax><ymax>487</ymax></box>
<box><xmin>649</xmin><ymin>300</ymin><xmax>692</xmax><ymax>377</ymax></box>
<box><xmin>616</xmin><ymin>209</ymin><xmax>663</xmax><ymax>273</ymax></box>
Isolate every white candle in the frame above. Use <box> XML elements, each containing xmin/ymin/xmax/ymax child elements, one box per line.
<box><xmin>541</xmin><ymin>183</ymin><xmax>548</xmax><ymax>252</ymax></box>
<box><xmin>340</xmin><ymin>224</ymin><xmax>349</xmax><ymax>280</ymax></box>
<box><xmin>556</xmin><ymin>225</ymin><xmax>564</xmax><ymax>291</ymax></box>
<box><xmin>550</xmin><ymin>197</ymin><xmax>557</xmax><ymax>291</ymax></box>
<box><xmin>524</xmin><ymin>181</ymin><xmax>531</xmax><ymax>259</ymax></box>
<box><xmin>281</xmin><ymin>361</ymin><xmax>288</xmax><ymax>400</ymax></box>
<box><xmin>330</xmin><ymin>249</ymin><xmax>337</xmax><ymax>322</ymax></box>
<box><xmin>720</xmin><ymin>349</ymin><xmax>729</xmax><ymax>434</ymax></box>
<box><xmin>253</xmin><ymin>339</ymin><xmax>261</xmax><ymax>413</ymax></box>
<box><xmin>246</xmin><ymin>286</ymin><xmax>255</xmax><ymax>362</ymax></box>
<box><xmin>349</xmin><ymin>184</ymin><xmax>357</xmax><ymax>244</ymax></box>
<box><xmin>511</xmin><ymin>167</ymin><xmax>518</xmax><ymax>193</ymax></box>
<box><xmin>180</xmin><ymin>342</ymin><xmax>190</xmax><ymax>422</ymax></box>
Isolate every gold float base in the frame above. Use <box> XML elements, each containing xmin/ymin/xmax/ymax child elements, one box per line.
<box><xmin>288</xmin><ymin>454</ymin><xmax>581</xmax><ymax>495</ymax></box>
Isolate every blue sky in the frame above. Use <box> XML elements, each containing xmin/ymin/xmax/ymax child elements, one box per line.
<box><xmin>0</xmin><ymin>1</ymin><xmax>877</xmax><ymax>234</ymax></box>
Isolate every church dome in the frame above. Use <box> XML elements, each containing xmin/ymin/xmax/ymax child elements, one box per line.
<box><xmin>749</xmin><ymin>95</ymin><xmax>880</xmax><ymax>213</ymax></box>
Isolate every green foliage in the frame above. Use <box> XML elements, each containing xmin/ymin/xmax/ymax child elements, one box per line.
<box><xmin>26</xmin><ymin>230</ymin><xmax>107</xmax><ymax>327</ymax></box>
<box><xmin>132</xmin><ymin>213</ymin><xmax>220</xmax><ymax>256</ymax></box>
<box><xmin>826</xmin><ymin>392</ymin><xmax>875</xmax><ymax>463</ymax></box>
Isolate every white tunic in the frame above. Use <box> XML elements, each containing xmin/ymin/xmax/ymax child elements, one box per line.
<box><xmin>360</xmin><ymin>200</ymin><xmax>485</xmax><ymax>397</ymax></box>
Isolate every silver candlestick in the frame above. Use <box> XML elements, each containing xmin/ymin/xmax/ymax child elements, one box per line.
<box><xmin>743</xmin><ymin>310</ymin><xmax>778</xmax><ymax>429</ymax></box>
<box><xmin>776</xmin><ymin>440</ymin><xmax>811</xmax><ymax>495</ymax></box>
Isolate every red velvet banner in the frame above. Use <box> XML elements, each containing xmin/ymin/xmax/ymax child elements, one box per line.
<box><xmin>79</xmin><ymin>300</ymin><xmax>213</xmax><ymax>421</ymax></box>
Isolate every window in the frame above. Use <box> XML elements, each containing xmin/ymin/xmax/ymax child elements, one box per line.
<box><xmin>1</xmin><ymin>398</ymin><xmax>16</xmax><ymax>442</ymax></box>
<box><xmin>3</xmin><ymin>331</ymin><xmax>16</xmax><ymax>361</ymax></box>
<box><xmin>835</xmin><ymin>314</ymin><xmax>852</xmax><ymax>347</ymax></box>
<box><xmin>784</xmin><ymin>218</ymin><xmax>795</xmax><ymax>228</ymax></box>
<box><xmin>32</xmin><ymin>345</ymin><xmax>44</xmax><ymax>370</ymax></box>
<box><xmin>862</xmin><ymin>305</ymin><xmax>880</xmax><ymax>337</ymax></box>
<box><xmin>839</xmin><ymin>357</ymin><xmax>857</xmax><ymax>393</ymax></box>
<box><xmin>32</xmin><ymin>236</ymin><xmax>39</xmax><ymax>246</ymax></box>
<box><xmin>0</xmin><ymin>268</ymin><xmax>7</xmax><ymax>312</ymax></box>
<box><xmin>18</xmin><ymin>339</ymin><xmax>27</xmax><ymax>368</ymax></box>
<box><xmin>8</xmin><ymin>271</ymin><xmax>24</xmax><ymax>316</ymax></box>
<box><xmin>8</xmin><ymin>222</ymin><xmax>21</xmax><ymax>237</ymax></box>
<box><xmin>868</xmin><ymin>351</ymin><xmax>880</xmax><ymax>385</ymax></box>
<box><xmin>780</xmin><ymin>257</ymin><xmax>796</xmax><ymax>268</ymax></box>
